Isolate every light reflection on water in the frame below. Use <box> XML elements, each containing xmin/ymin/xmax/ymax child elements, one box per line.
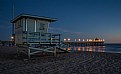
<box><xmin>67</xmin><ymin>46</ymin><xmax>106</xmax><ymax>52</ymax></box>
<box><xmin>66</xmin><ymin>44</ymin><xmax>121</xmax><ymax>53</ymax></box>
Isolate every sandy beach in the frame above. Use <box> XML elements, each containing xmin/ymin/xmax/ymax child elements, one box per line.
<box><xmin>0</xmin><ymin>46</ymin><xmax>121</xmax><ymax>74</ymax></box>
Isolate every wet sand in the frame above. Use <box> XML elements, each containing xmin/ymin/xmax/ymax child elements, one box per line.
<box><xmin>0</xmin><ymin>46</ymin><xmax>121</xmax><ymax>74</ymax></box>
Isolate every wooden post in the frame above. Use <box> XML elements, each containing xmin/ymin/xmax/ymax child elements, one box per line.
<box><xmin>59</xmin><ymin>34</ymin><xmax>61</xmax><ymax>44</ymax></box>
<box><xmin>54</xmin><ymin>46</ymin><xmax>56</xmax><ymax>57</ymax></box>
<box><xmin>26</xmin><ymin>31</ymin><xmax>28</xmax><ymax>44</ymax></box>
<box><xmin>67</xmin><ymin>44</ymin><xmax>69</xmax><ymax>50</ymax></box>
<box><xmin>39</xmin><ymin>32</ymin><xmax>41</xmax><ymax>44</ymax></box>
<box><xmin>28</xmin><ymin>48</ymin><xmax>30</xmax><ymax>59</ymax></box>
<box><xmin>50</xmin><ymin>33</ymin><xmax>52</xmax><ymax>44</ymax></box>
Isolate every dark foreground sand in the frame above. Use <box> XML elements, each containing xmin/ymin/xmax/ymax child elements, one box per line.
<box><xmin>0</xmin><ymin>46</ymin><xmax>121</xmax><ymax>74</ymax></box>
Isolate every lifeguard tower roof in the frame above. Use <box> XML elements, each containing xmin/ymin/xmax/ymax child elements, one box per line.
<box><xmin>11</xmin><ymin>14</ymin><xmax>57</xmax><ymax>23</ymax></box>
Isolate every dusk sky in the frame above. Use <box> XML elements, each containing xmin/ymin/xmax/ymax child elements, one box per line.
<box><xmin>0</xmin><ymin>0</ymin><xmax>121</xmax><ymax>43</ymax></box>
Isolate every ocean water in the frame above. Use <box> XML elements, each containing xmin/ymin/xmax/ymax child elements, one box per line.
<box><xmin>67</xmin><ymin>44</ymin><xmax>121</xmax><ymax>53</ymax></box>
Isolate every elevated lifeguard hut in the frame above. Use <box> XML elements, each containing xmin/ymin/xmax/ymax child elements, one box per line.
<box><xmin>11</xmin><ymin>14</ymin><xmax>60</xmax><ymax>45</ymax></box>
<box><xmin>11</xmin><ymin>14</ymin><xmax>68</xmax><ymax>58</ymax></box>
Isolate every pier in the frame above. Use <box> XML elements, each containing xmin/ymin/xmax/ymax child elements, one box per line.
<box><xmin>63</xmin><ymin>38</ymin><xmax>104</xmax><ymax>46</ymax></box>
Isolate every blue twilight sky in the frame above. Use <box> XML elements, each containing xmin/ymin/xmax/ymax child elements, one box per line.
<box><xmin>0</xmin><ymin>0</ymin><xmax>121</xmax><ymax>43</ymax></box>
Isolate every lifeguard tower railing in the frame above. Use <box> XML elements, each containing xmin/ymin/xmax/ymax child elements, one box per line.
<box><xmin>22</xmin><ymin>31</ymin><xmax>61</xmax><ymax>45</ymax></box>
<box><xmin>17</xmin><ymin>31</ymin><xmax>70</xmax><ymax>58</ymax></box>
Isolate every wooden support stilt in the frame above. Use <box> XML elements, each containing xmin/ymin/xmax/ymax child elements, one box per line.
<box><xmin>28</xmin><ymin>48</ymin><xmax>30</xmax><ymax>59</ymax></box>
<box><xmin>54</xmin><ymin>46</ymin><xmax>56</xmax><ymax>57</ymax></box>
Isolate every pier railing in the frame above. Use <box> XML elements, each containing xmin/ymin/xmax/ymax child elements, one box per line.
<box><xmin>63</xmin><ymin>40</ymin><xmax>104</xmax><ymax>46</ymax></box>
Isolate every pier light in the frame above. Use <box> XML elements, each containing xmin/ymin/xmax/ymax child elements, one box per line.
<box><xmin>10</xmin><ymin>36</ymin><xmax>14</xmax><ymax>41</ymax></box>
<box><xmin>78</xmin><ymin>39</ymin><xmax>81</xmax><ymax>41</ymax></box>
<box><xmin>100</xmin><ymin>39</ymin><xmax>102</xmax><ymax>41</ymax></box>
<box><xmin>64</xmin><ymin>38</ymin><xmax>66</xmax><ymax>41</ymax></box>
<box><xmin>103</xmin><ymin>39</ymin><xmax>105</xmax><ymax>41</ymax></box>
<box><xmin>68</xmin><ymin>38</ymin><xmax>70</xmax><ymax>41</ymax></box>
<box><xmin>11</xmin><ymin>36</ymin><xmax>14</xmax><ymax>39</ymax></box>
<box><xmin>74</xmin><ymin>39</ymin><xmax>76</xmax><ymax>42</ymax></box>
<box><xmin>94</xmin><ymin>39</ymin><xmax>95</xmax><ymax>41</ymax></box>
<box><xmin>89</xmin><ymin>39</ymin><xmax>92</xmax><ymax>42</ymax></box>
<box><xmin>83</xmin><ymin>39</ymin><xmax>85</xmax><ymax>42</ymax></box>
<box><xmin>87</xmin><ymin>39</ymin><xmax>88</xmax><ymax>41</ymax></box>
<box><xmin>99</xmin><ymin>39</ymin><xmax>101</xmax><ymax>41</ymax></box>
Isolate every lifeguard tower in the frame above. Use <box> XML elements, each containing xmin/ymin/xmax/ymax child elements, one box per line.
<box><xmin>11</xmin><ymin>14</ymin><xmax>69</xmax><ymax>58</ymax></box>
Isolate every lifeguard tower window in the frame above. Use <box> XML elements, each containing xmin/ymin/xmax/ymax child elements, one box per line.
<box><xmin>39</xmin><ymin>23</ymin><xmax>45</xmax><ymax>30</ymax></box>
<box><xmin>41</xmin><ymin>34</ymin><xmax>46</xmax><ymax>36</ymax></box>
